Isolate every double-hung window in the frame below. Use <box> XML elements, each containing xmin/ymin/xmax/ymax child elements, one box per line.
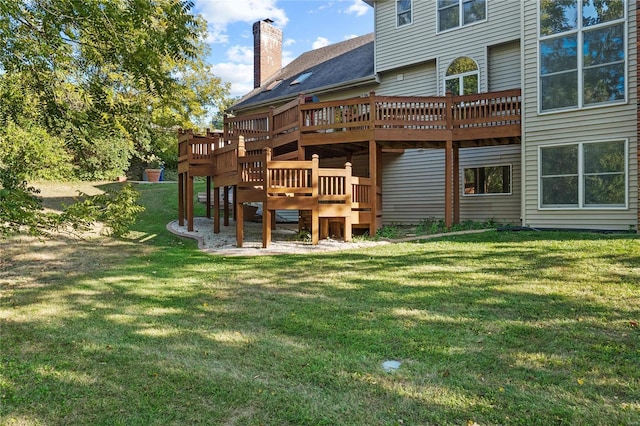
<box><xmin>397</xmin><ymin>0</ymin><xmax>412</xmax><ymax>27</ymax></box>
<box><xmin>540</xmin><ymin>140</ymin><xmax>627</xmax><ymax>208</ymax></box>
<box><xmin>539</xmin><ymin>0</ymin><xmax>626</xmax><ymax>111</ymax></box>
<box><xmin>438</xmin><ymin>0</ymin><xmax>486</xmax><ymax>32</ymax></box>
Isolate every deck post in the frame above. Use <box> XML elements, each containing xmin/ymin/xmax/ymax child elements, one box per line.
<box><xmin>263</xmin><ymin>147</ymin><xmax>272</xmax><ymax>248</ymax></box>
<box><xmin>235</xmin><ymin>198</ymin><xmax>244</xmax><ymax>247</ymax></box>
<box><xmin>213</xmin><ymin>186</ymin><xmax>220</xmax><ymax>233</ymax></box>
<box><xmin>444</xmin><ymin>139</ymin><xmax>454</xmax><ymax>228</ymax></box>
<box><xmin>453</xmin><ymin>143</ymin><xmax>460</xmax><ymax>225</ymax></box>
<box><xmin>311</xmin><ymin>154</ymin><xmax>320</xmax><ymax>245</ymax></box>
<box><xmin>369</xmin><ymin>91</ymin><xmax>376</xmax><ymax>131</ymax></box>
<box><xmin>223</xmin><ymin>186</ymin><xmax>230</xmax><ymax>226</ymax></box>
<box><xmin>344</xmin><ymin>162</ymin><xmax>353</xmax><ymax>242</ymax></box>
<box><xmin>186</xmin><ymin>174</ymin><xmax>194</xmax><ymax>232</ymax></box>
<box><xmin>236</xmin><ymin>136</ymin><xmax>246</xmax><ymax>247</ymax></box>
<box><xmin>178</xmin><ymin>172</ymin><xmax>184</xmax><ymax>226</ymax></box>
<box><xmin>368</xmin><ymin>140</ymin><xmax>378</xmax><ymax>237</ymax></box>
<box><xmin>206</xmin><ymin>176</ymin><xmax>212</xmax><ymax>219</ymax></box>
<box><xmin>268</xmin><ymin>106</ymin><xmax>275</xmax><ymax>141</ymax></box>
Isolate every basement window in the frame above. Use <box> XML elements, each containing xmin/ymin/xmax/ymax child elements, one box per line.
<box><xmin>290</xmin><ymin>72</ymin><xmax>312</xmax><ymax>85</ymax></box>
<box><xmin>464</xmin><ymin>165</ymin><xmax>512</xmax><ymax>196</ymax></box>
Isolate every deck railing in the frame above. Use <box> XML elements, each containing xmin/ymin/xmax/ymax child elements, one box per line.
<box><xmin>452</xmin><ymin>90</ymin><xmax>521</xmax><ymax>129</ymax></box>
<box><xmin>224</xmin><ymin>89</ymin><xmax>521</xmax><ymax>141</ymax></box>
<box><xmin>178</xmin><ymin>131</ymin><xmax>224</xmax><ymax>167</ymax></box>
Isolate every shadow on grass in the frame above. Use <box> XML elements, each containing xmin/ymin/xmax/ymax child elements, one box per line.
<box><xmin>2</xmin><ymin>183</ymin><xmax>639</xmax><ymax>424</ymax></box>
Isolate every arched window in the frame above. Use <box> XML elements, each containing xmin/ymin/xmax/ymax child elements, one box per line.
<box><xmin>444</xmin><ymin>57</ymin><xmax>479</xmax><ymax>95</ymax></box>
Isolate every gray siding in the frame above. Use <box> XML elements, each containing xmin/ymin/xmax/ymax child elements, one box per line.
<box><xmin>382</xmin><ymin>146</ymin><xmax>521</xmax><ymax>225</ymax></box>
<box><xmin>376</xmin><ymin>61</ymin><xmax>438</xmax><ymax>96</ymax></box>
<box><xmin>375</xmin><ymin>0</ymin><xmax>521</xmax><ymax>94</ymax></box>
<box><xmin>488</xmin><ymin>40</ymin><xmax>521</xmax><ymax>91</ymax></box>
<box><xmin>521</xmin><ymin>0</ymin><xmax>638</xmax><ymax>231</ymax></box>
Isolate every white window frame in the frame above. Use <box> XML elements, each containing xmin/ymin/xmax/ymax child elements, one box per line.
<box><xmin>537</xmin><ymin>0</ymin><xmax>628</xmax><ymax>114</ymax></box>
<box><xmin>538</xmin><ymin>139</ymin><xmax>628</xmax><ymax>210</ymax></box>
<box><xmin>437</xmin><ymin>0</ymin><xmax>487</xmax><ymax>33</ymax></box>
<box><xmin>396</xmin><ymin>0</ymin><xmax>413</xmax><ymax>28</ymax></box>
<box><xmin>462</xmin><ymin>164</ymin><xmax>513</xmax><ymax>197</ymax></box>
<box><xmin>443</xmin><ymin>57</ymin><xmax>480</xmax><ymax>95</ymax></box>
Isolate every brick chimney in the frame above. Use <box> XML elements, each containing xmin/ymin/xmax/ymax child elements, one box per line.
<box><xmin>253</xmin><ymin>19</ymin><xmax>282</xmax><ymax>89</ymax></box>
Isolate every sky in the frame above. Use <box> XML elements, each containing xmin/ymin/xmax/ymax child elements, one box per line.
<box><xmin>191</xmin><ymin>0</ymin><xmax>374</xmax><ymax>98</ymax></box>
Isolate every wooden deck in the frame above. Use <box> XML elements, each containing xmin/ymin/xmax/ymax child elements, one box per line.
<box><xmin>178</xmin><ymin>89</ymin><xmax>521</xmax><ymax>245</ymax></box>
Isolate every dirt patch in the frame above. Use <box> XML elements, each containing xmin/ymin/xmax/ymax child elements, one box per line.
<box><xmin>167</xmin><ymin>217</ymin><xmax>390</xmax><ymax>256</ymax></box>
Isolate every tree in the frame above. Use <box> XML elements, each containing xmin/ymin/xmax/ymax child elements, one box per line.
<box><xmin>0</xmin><ymin>0</ymin><xmax>230</xmax><ymax>178</ymax></box>
<box><xmin>0</xmin><ymin>0</ymin><xmax>230</xmax><ymax>237</ymax></box>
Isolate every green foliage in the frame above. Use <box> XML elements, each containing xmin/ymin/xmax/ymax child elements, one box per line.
<box><xmin>70</xmin><ymin>135</ymin><xmax>132</xmax><ymax>181</ymax></box>
<box><xmin>0</xmin><ymin>179</ymin><xmax>144</xmax><ymax>238</ymax></box>
<box><xmin>0</xmin><ymin>177</ymin><xmax>57</xmax><ymax>238</ymax></box>
<box><xmin>62</xmin><ymin>185</ymin><xmax>145</xmax><ymax>237</ymax></box>
<box><xmin>0</xmin><ymin>0</ymin><xmax>231</xmax><ymax>180</ymax></box>
<box><xmin>376</xmin><ymin>223</ymin><xmax>400</xmax><ymax>239</ymax></box>
<box><xmin>0</xmin><ymin>121</ymin><xmax>74</xmax><ymax>181</ymax></box>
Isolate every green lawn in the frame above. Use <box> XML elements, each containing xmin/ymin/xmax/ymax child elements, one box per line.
<box><xmin>1</xmin><ymin>182</ymin><xmax>639</xmax><ymax>425</ymax></box>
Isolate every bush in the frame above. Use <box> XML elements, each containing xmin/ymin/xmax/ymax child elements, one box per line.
<box><xmin>0</xmin><ymin>122</ymin><xmax>74</xmax><ymax>181</ymax></box>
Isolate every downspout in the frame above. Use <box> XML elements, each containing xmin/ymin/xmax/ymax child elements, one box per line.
<box><xmin>637</xmin><ymin>1</ymin><xmax>639</xmax><ymax>233</ymax></box>
<box><xmin>519</xmin><ymin>0</ymin><xmax>527</xmax><ymax>227</ymax></box>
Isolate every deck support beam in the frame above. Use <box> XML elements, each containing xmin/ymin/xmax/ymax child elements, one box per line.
<box><xmin>444</xmin><ymin>139</ymin><xmax>460</xmax><ymax>228</ymax></box>
<box><xmin>213</xmin><ymin>186</ymin><xmax>220</xmax><ymax>234</ymax></box>
<box><xmin>369</xmin><ymin>140</ymin><xmax>378</xmax><ymax>237</ymax></box>
<box><xmin>205</xmin><ymin>177</ymin><xmax>212</xmax><ymax>219</ymax></box>
<box><xmin>178</xmin><ymin>172</ymin><xmax>185</xmax><ymax>226</ymax></box>
<box><xmin>186</xmin><ymin>174</ymin><xmax>194</xmax><ymax>231</ymax></box>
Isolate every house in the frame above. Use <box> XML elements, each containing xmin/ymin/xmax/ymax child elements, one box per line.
<box><xmin>179</xmin><ymin>0</ymin><xmax>638</xmax><ymax>246</ymax></box>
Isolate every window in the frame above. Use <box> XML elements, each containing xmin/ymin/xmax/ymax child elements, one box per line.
<box><xmin>539</xmin><ymin>0</ymin><xmax>626</xmax><ymax>111</ymax></box>
<box><xmin>290</xmin><ymin>72</ymin><xmax>312</xmax><ymax>85</ymax></box>
<box><xmin>438</xmin><ymin>0</ymin><xmax>486</xmax><ymax>32</ymax></box>
<box><xmin>445</xmin><ymin>57</ymin><xmax>479</xmax><ymax>95</ymax></box>
<box><xmin>397</xmin><ymin>0</ymin><xmax>412</xmax><ymax>26</ymax></box>
<box><xmin>540</xmin><ymin>140</ymin><xmax>626</xmax><ymax>208</ymax></box>
<box><xmin>464</xmin><ymin>165</ymin><xmax>511</xmax><ymax>195</ymax></box>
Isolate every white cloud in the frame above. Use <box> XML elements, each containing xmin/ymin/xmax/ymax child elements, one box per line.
<box><xmin>343</xmin><ymin>34</ymin><xmax>359</xmax><ymax>40</ymax></box>
<box><xmin>312</xmin><ymin>37</ymin><xmax>331</xmax><ymax>50</ymax></box>
<box><xmin>226</xmin><ymin>45</ymin><xmax>254</xmax><ymax>64</ymax></box>
<box><xmin>210</xmin><ymin>62</ymin><xmax>254</xmax><ymax>98</ymax></box>
<box><xmin>204</xmin><ymin>29</ymin><xmax>228</xmax><ymax>45</ymax></box>
<box><xmin>283</xmin><ymin>38</ymin><xmax>296</xmax><ymax>47</ymax></box>
<box><xmin>196</xmin><ymin>0</ymin><xmax>288</xmax><ymax>44</ymax></box>
<box><xmin>345</xmin><ymin>0</ymin><xmax>369</xmax><ymax>17</ymax></box>
<box><xmin>282</xmin><ymin>50</ymin><xmax>295</xmax><ymax>67</ymax></box>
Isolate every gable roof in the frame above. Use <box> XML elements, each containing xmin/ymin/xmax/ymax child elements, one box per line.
<box><xmin>231</xmin><ymin>33</ymin><xmax>376</xmax><ymax>112</ymax></box>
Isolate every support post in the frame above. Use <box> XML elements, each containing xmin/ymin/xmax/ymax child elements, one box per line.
<box><xmin>235</xmin><ymin>200</ymin><xmax>244</xmax><ymax>247</ymax></box>
<box><xmin>368</xmin><ymin>140</ymin><xmax>378</xmax><ymax>237</ymax></box>
<box><xmin>223</xmin><ymin>186</ymin><xmax>230</xmax><ymax>226</ymax></box>
<box><xmin>178</xmin><ymin>172</ymin><xmax>184</xmax><ymax>226</ymax></box>
<box><xmin>311</xmin><ymin>154</ymin><xmax>319</xmax><ymax>245</ymax></box>
<box><xmin>186</xmin><ymin>174</ymin><xmax>194</xmax><ymax>232</ymax></box>
<box><xmin>206</xmin><ymin>176</ymin><xmax>212</xmax><ymax>219</ymax></box>
<box><xmin>453</xmin><ymin>143</ymin><xmax>460</xmax><ymax>225</ymax></box>
<box><xmin>445</xmin><ymin>139</ymin><xmax>453</xmax><ymax>228</ymax></box>
<box><xmin>262</xmin><ymin>148</ymin><xmax>273</xmax><ymax>248</ymax></box>
<box><xmin>344</xmin><ymin>161</ymin><xmax>353</xmax><ymax>242</ymax></box>
<box><xmin>213</xmin><ymin>186</ymin><xmax>220</xmax><ymax>234</ymax></box>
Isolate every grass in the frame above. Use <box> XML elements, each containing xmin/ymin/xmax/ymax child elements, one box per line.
<box><xmin>1</xmin><ymin>182</ymin><xmax>639</xmax><ymax>425</ymax></box>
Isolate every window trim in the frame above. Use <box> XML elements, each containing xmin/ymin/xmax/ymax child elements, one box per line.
<box><xmin>538</xmin><ymin>139</ymin><xmax>628</xmax><ymax>210</ymax></box>
<box><xmin>436</xmin><ymin>0</ymin><xmax>488</xmax><ymax>34</ymax></box>
<box><xmin>536</xmin><ymin>0</ymin><xmax>628</xmax><ymax>114</ymax></box>
<box><xmin>443</xmin><ymin>56</ymin><xmax>480</xmax><ymax>95</ymax></box>
<box><xmin>462</xmin><ymin>163</ymin><xmax>513</xmax><ymax>197</ymax></box>
<box><xmin>396</xmin><ymin>0</ymin><xmax>413</xmax><ymax>28</ymax></box>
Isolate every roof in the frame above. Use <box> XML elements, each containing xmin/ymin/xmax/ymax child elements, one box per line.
<box><xmin>232</xmin><ymin>33</ymin><xmax>376</xmax><ymax>111</ymax></box>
